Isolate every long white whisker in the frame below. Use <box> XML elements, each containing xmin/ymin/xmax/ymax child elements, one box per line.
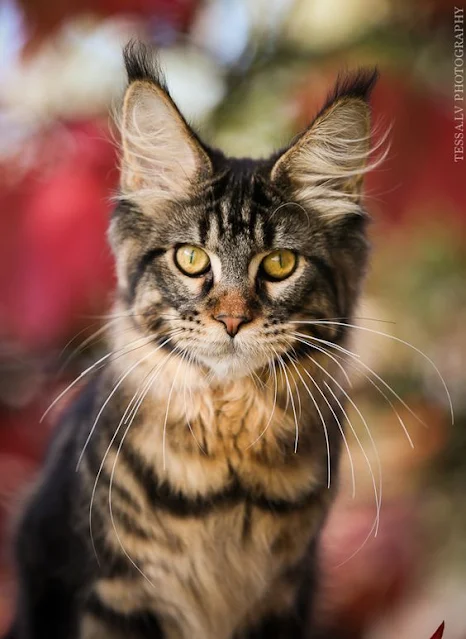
<box><xmin>162</xmin><ymin>357</ymin><xmax>184</xmax><ymax>471</ymax></box>
<box><xmin>286</xmin><ymin>349</ymin><xmax>355</xmax><ymax>499</ymax></box>
<box><xmin>88</xmin><ymin>337</ymin><xmax>176</xmax><ymax>564</ymax></box>
<box><xmin>58</xmin><ymin>321</ymin><xmax>100</xmax><ymax>359</ymax></box>
<box><xmin>289</xmin><ymin>333</ymin><xmax>382</xmax><ymax>533</ymax></box>
<box><xmin>76</xmin><ymin>331</ymin><xmax>182</xmax><ymax>471</ymax></box>
<box><xmin>290</xmin><ymin>331</ymin><xmax>360</xmax><ymax>359</ymax></box>
<box><xmin>247</xmin><ymin>358</ymin><xmax>278</xmax><ymax>449</ymax></box>
<box><xmin>295</xmin><ymin>333</ymin><xmax>413</xmax><ymax>450</ymax></box>
<box><xmin>319</xmin><ymin>344</ymin><xmax>415</xmax><ymax>449</ymax></box>
<box><xmin>275</xmin><ymin>350</ymin><xmax>299</xmax><ymax>453</ymax></box>
<box><xmin>58</xmin><ymin>319</ymin><xmax>120</xmax><ymax>374</ymax></box>
<box><xmin>325</xmin><ymin>342</ymin><xmax>417</xmax><ymax>446</ymax></box>
<box><xmin>291</xmin><ymin>330</ymin><xmax>421</xmax><ymax>440</ymax></box>
<box><xmin>41</xmin><ymin>334</ymin><xmax>158</xmax><ymax>423</ymax></box>
<box><xmin>324</xmin><ymin>380</ymin><xmax>381</xmax><ymax>565</ymax></box>
<box><xmin>285</xmin><ymin>351</ymin><xmax>331</xmax><ymax>487</ymax></box>
<box><xmin>299</xmin><ymin>345</ymin><xmax>382</xmax><ymax>536</ymax></box>
<box><xmin>107</xmin><ymin>354</ymin><xmax>174</xmax><ymax>589</ymax></box>
<box><xmin>290</xmin><ymin>320</ymin><xmax>454</xmax><ymax>425</ymax></box>
<box><xmin>182</xmin><ymin>351</ymin><xmax>206</xmax><ymax>454</ymax></box>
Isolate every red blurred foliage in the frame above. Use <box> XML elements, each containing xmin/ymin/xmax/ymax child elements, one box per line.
<box><xmin>0</xmin><ymin>121</ymin><xmax>117</xmax><ymax>350</ymax></box>
<box><xmin>367</xmin><ymin>75</ymin><xmax>466</xmax><ymax>230</ymax></box>
<box><xmin>317</xmin><ymin>501</ymin><xmax>420</xmax><ymax>636</ymax></box>
<box><xmin>19</xmin><ymin>0</ymin><xmax>201</xmax><ymax>55</ymax></box>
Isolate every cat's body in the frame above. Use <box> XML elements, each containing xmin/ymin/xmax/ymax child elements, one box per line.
<box><xmin>5</xmin><ymin>44</ymin><xmax>378</xmax><ymax>639</ymax></box>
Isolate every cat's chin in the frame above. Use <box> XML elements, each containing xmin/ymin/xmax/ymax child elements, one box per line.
<box><xmin>196</xmin><ymin>352</ymin><xmax>264</xmax><ymax>382</ymax></box>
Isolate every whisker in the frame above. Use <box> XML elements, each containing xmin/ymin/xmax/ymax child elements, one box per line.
<box><xmin>79</xmin><ymin>311</ymin><xmax>145</xmax><ymax>321</ymax></box>
<box><xmin>88</xmin><ymin>336</ymin><xmax>178</xmax><ymax>564</ymax></box>
<box><xmin>320</xmin><ymin>344</ymin><xmax>415</xmax><ymax>449</ymax></box>
<box><xmin>291</xmin><ymin>330</ymin><xmax>421</xmax><ymax>441</ymax></box>
<box><xmin>326</xmin><ymin>342</ymin><xmax>418</xmax><ymax>445</ymax></box>
<box><xmin>290</xmin><ymin>320</ymin><xmax>454</xmax><ymax>425</ymax></box>
<box><xmin>76</xmin><ymin>330</ymin><xmax>181</xmax><ymax>470</ymax></box>
<box><xmin>122</xmin><ymin>340</ymin><xmax>181</xmax><ymax>427</ymax></box>
<box><xmin>107</xmin><ymin>351</ymin><xmax>176</xmax><ymax>589</ymax></box>
<box><xmin>287</xmin><ymin>353</ymin><xmax>303</xmax><ymax>421</ymax></box>
<box><xmin>58</xmin><ymin>321</ymin><xmax>135</xmax><ymax>376</ymax></box>
<box><xmin>298</xmin><ymin>343</ymin><xmax>382</xmax><ymax>535</ymax></box>
<box><xmin>41</xmin><ymin>333</ymin><xmax>161</xmax><ymax>423</ymax></box>
<box><xmin>324</xmin><ymin>380</ymin><xmax>382</xmax><ymax>565</ymax></box>
<box><xmin>247</xmin><ymin>358</ymin><xmax>278</xmax><ymax>449</ymax></box>
<box><xmin>286</xmin><ymin>348</ymin><xmax>355</xmax><ymax>499</ymax></box>
<box><xmin>58</xmin><ymin>322</ymin><xmax>101</xmax><ymax>360</ymax></box>
<box><xmin>183</xmin><ymin>350</ymin><xmax>207</xmax><ymax>454</ymax></box>
<box><xmin>294</xmin><ymin>316</ymin><xmax>396</xmax><ymax>325</ymax></box>
<box><xmin>275</xmin><ymin>350</ymin><xmax>299</xmax><ymax>453</ymax></box>
<box><xmin>291</xmin><ymin>331</ymin><xmax>360</xmax><ymax>359</ymax></box>
<box><xmin>162</xmin><ymin>356</ymin><xmax>184</xmax><ymax>471</ymax></box>
<box><xmin>284</xmin><ymin>351</ymin><xmax>331</xmax><ymax>488</ymax></box>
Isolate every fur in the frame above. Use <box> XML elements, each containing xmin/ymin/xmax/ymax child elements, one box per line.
<box><xmin>4</xmin><ymin>42</ymin><xmax>379</xmax><ymax>639</ymax></box>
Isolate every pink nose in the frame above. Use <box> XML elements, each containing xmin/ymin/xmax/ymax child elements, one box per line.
<box><xmin>214</xmin><ymin>314</ymin><xmax>250</xmax><ymax>337</ymax></box>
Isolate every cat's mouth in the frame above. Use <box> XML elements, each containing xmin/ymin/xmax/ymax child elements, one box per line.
<box><xmin>182</xmin><ymin>333</ymin><xmax>284</xmax><ymax>380</ymax></box>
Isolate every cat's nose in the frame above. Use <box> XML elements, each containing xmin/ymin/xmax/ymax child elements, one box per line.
<box><xmin>214</xmin><ymin>314</ymin><xmax>250</xmax><ymax>337</ymax></box>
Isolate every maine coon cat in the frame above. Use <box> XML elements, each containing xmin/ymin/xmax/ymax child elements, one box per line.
<box><xmin>4</xmin><ymin>42</ymin><xmax>379</xmax><ymax>639</ymax></box>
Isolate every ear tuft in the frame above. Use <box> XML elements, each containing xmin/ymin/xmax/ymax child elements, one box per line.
<box><xmin>123</xmin><ymin>40</ymin><xmax>167</xmax><ymax>88</ymax></box>
<box><xmin>118</xmin><ymin>41</ymin><xmax>211</xmax><ymax>206</ymax></box>
<box><xmin>272</xmin><ymin>67</ymin><xmax>386</xmax><ymax>220</ymax></box>
<box><xmin>323</xmin><ymin>67</ymin><xmax>379</xmax><ymax>111</ymax></box>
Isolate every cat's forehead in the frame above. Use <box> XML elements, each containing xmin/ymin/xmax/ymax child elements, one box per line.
<box><xmin>202</xmin><ymin>166</ymin><xmax>271</xmax><ymax>242</ymax></box>
<box><xmin>193</xmin><ymin>160</ymin><xmax>310</xmax><ymax>254</ymax></box>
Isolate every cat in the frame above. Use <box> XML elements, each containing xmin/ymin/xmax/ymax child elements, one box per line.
<box><xmin>4</xmin><ymin>42</ymin><xmax>379</xmax><ymax>639</ymax></box>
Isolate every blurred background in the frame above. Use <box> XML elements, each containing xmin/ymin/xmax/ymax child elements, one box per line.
<box><xmin>0</xmin><ymin>0</ymin><xmax>464</xmax><ymax>637</ymax></box>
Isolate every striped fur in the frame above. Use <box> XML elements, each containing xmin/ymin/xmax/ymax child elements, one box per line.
<box><xmin>5</xmin><ymin>43</ymin><xmax>378</xmax><ymax>639</ymax></box>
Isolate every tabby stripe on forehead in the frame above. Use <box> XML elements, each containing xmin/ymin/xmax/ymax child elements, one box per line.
<box><xmin>198</xmin><ymin>207</ymin><xmax>210</xmax><ymax>245</ymax></box>
<box><xmin>86</xmin><ymin>593</ymin><xmax>164</xmax><ymax>636</ymax></box>
<box><xmin>119</xmin><ymin>442</ymin><xmax>319</xmax><ymax>515</ymax></box>
<box><xmin>248</xmin><ymin>200</ymin><xmax>258</xmax><ymax>239</ymax></box>
<box><xmin>128</xmin><ymin>247</ymin><xmax>165</xmax><ymax>303</ymax></box>
<box><xmin>211</xmin><ymin>171</ymin><xmax>234</xmax><ymax>238</ymax></box>
<box><xmin>227</xmin><ymin>178</ymin><xmax>248</xmax><ymax>235</ymax></box>
<box><xmin>196</xmin><ymin>184</ymin><xmax>228</xmax><ymax>244</ymax></box>
<box><xmin>251</xmin><ymin>177</ymin><xmax>276</xmax><ymax>247</ymax></box>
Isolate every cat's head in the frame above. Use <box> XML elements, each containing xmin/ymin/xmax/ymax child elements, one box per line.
<box><xmin>110</xmin><ymin>42</ymin><xmax>379</xmax><ymax>379</ymax></box>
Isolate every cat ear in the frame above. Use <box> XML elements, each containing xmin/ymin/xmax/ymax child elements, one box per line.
<box><xmin>271</xmin><ymin>69</ymin><xmax>381</xmax><ymax>219</ymax></box>
<box><xmin>119</xmin><ymin>42</ymin><xmax>211</xmax><ymax>202</ymax></box>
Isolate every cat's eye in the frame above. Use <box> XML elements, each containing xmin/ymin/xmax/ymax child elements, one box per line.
<box><xmin>175</xmin><ymin>245</ymin><xmax>210</xmax><ymax>276</ymax></box>
<box><xmin>260</xmin><ymin>249</ymin><xmax>297</xmax><ymax>281</ymax></box>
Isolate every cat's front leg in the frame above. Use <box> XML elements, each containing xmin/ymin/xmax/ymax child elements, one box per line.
<box><xmin>239</xmin><ymin>547</ymin><xmax>317</xmax><ymax>639</ymax></box>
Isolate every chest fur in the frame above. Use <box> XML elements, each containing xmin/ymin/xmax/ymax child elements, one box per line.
<box><xmin>94</xmin><ymin>495</ymin><xmax>321</xmax><ymax>639</ymax></box>
<box><xmin>85</xmin><ymin>373</ymin><xmax>329</xmax><ymax>639</ymax></box>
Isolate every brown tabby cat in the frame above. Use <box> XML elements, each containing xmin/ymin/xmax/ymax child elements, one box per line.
<box><xmin>4</xmin><ymin>43</ymin><xmax>378</xmax><ymax>639</ymax></box>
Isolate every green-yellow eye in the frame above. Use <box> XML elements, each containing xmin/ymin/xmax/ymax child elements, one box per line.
<box><xmin>261</xmin><ymin>249</ymin><xmax>297</xmax><ymax>281</ymax></box>
<box><xmin>175</xmin><ymin>245</ymin><xmax>210</xmax><ymax>276</ymax></box>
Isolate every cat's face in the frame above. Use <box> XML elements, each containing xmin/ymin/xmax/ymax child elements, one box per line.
<box><xmin>111</xmin><ymin>44</ymin><xmax>377</xmax><ymax>379</ymax></box>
